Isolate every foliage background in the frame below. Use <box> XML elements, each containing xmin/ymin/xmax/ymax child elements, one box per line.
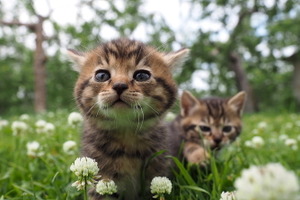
<box><xmin>0</xmin><ymin>0</ymin><xmax>300</xmax><ymax>115</ymax></box>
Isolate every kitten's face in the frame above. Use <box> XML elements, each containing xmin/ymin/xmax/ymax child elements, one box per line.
<box><xmin>68</xmin><ymin>39</ymin><xmax>189</xmax><ymax>129</ymax></box>
<box><xmin>180</xmin><ymin>91</ymin><xmax>246</xmax><ymax>150</ymax></box>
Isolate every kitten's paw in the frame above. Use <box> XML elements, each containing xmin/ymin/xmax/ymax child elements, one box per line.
<box><xmin>186</xmin><ymin>148</ymin><xmax>209</xmax><ymax>165</ymax></box>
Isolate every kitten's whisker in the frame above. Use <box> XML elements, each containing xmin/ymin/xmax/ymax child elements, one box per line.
<box><xmin>143</xmin><ymin>101</ymin><xmax>160</xmax><ymax>116</ymax></box>
<box><xmin>134</xmin><ymin>102</ymin><xmax>141</xmax><ymax>134</ymax></box>
<box><xmin>86</xmin><ymin>103</ymin><xmax>98</xmax><ymax>116</ymax></box>
<box><xmin>137</xmin><ymin>102</ymin><xmax>144</xmax><ymax>132</ymax></box>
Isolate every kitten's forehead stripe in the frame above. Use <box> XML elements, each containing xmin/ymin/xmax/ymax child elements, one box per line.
<box><xmin>99</xmin><ymin>39</ymin><xmax>149</xmax><ymax>66</ymax></box>
<box><xmin>205</xmin><ymin>99</ymin><xmax>225</xmax><ymax>120</ymax></box>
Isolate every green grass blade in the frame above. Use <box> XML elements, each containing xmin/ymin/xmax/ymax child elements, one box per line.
<box><xmin>168</xmin><ymin>156</ymin><xmax>197</xmax><ymax>186</ymax></box>
<box><xmin>180</xmin><ymin>185</ymin><xmax>210</xmax><ymax>196</ymax></box>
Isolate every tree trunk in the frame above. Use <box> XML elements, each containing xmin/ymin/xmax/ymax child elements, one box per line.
<box><xmin>229</xmin><ymin>52</ymin><xmax>258</xmax><ymax>112</ymax></box>
<box><xmin>291</xmin><ymin>58</ymin><xmax>300</xmax><ymax>109</ymax></box>
<box><xmin>33</xmin><ymin>16</ymin><xmax>47</xmax><ymax>112</ymax></box>
<box><xmin>1</xmin><ymin>16</ymin><xmax>47</xmax><ymax>113</ymax></box>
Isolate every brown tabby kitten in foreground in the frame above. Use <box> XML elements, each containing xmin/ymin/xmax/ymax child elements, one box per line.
<box><xmin>67</xmin><ymin>38</ymin><xmax>189</xmax><ymax>200</ymax></box>
<box><xmin>168</xmin><ymin>91</ymin><xmax>246</xmax><ymax>165</ymax></box>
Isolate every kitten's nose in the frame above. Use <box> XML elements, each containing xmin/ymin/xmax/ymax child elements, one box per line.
<box><xmin>213</xmin><ymin>135</ymin><xmax>222</xmax><ymax>144</ymax></box>
<box><xmin>113</xmin><ymin>83</ymin><xmax>128</xmax><ymax>95</ymax></box>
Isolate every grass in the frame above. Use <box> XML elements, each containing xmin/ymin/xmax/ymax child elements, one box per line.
<box><xmin>0</xmin><ymin>110</ymin><xmax>299</xmax><ymax>199</ymax></box>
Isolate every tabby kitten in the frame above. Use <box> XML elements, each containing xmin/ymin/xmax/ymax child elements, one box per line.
<box><xmin>67</xmin><ymin>38</ymin><xmax>189</xmax><ymax>200</ymax></box>
<box><xmin>168</xmin><ymin>91</ymin><xmax>246</xmax><ymax>165</ymax></box>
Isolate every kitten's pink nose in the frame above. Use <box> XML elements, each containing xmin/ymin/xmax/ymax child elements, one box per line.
<box><xmin>113</xmin><ymin>83</ymin><xmax>128</xmax><ymax>95</ymax></box>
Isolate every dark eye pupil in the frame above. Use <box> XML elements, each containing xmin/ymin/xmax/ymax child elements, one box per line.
<box><xmin>95</xmin><ymin>70</ymin><xmax>110</xmax><ymax>82</ymax></box>
<box><xmin>223</xmin><ymin>126</ymin><xmax>232</xmax><ymax>132</ymax></box>
<box><xmin>200</xmin><ymin>126</ymin><xmax>211</xmax><ymax>132</ymax></box>
<box><xmin>134</xmin><ymin>70</ymin><xmax>151</xmax><ymax>81</ymax></box>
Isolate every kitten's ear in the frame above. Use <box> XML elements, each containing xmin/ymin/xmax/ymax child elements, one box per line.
<box><xmin>163</xmin><ymin>48</ymin><xmax>190</xmax><ymax>69</ymax></box>
<box><xmin>181</xmin><ymin>91</ymin><xmax>198</xmax><ymax>116</ymax></box>
<box><xmin>67</xmin><ymin>49</ymin><xmax>86</xmax><ymax>72</ymax></box>
<box><xmin>228</xmin><ymin>91</ymin><xmax>247</xmax><ymax>115</ymax></box>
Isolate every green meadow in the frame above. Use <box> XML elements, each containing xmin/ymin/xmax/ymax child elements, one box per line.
<box><xmin>0</xmin><ymin>111</ymin><xmax>299</xmax><ymax>199</ymax></box>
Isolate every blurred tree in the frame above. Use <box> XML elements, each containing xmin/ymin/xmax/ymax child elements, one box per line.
<box><xmin>179</xmin><ymin>0</ymin><xmax>300</xmax><ymax>112</ymax></box>
<box><xmin>267</xmin><ymin>7</ymin><xmax>300</xmax><ymax>110</ymax></box>
<box><xmin>1</xmin><ymin>0</ymin><xmax>51</xmax><ymax>113</ymax></box>
<box><xmin>0</xmin><ymin>0</ymin><xmax>176</xmax><ymax>115</ymax></box>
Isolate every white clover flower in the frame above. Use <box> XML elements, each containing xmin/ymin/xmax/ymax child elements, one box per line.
<box><xmin>284</xmin><ymin>138</ymin><xmax>298</xmax><ymax>150</ymax></box>
<box><xmin>244</xmin><ymin>140</ymin><xmax>253</xmax><ymax>148</ymax></box>
<box><xmin>35</xmin><ymin>120</ymin><xmax>55</xmax><ymax>134</ymax></box>
<box><xmin>26</xmin><ymin>141</ymin><xmax>44</xmax><ymax>157</ymax></box>
<box><xmin>20</xmin><ymin>114</ymin><xmax>30</xmax><ymax>121</ymax></box>
<box><xmin>0</xmin><ymin>119</ymin><xmax>9</xmax><ymax>130</ymax></box>
<box><xmin>279</xmin><ymin>134</ymin><xmax>289</xmax><ymax>141</ymax></box>
<box><xmin>164</xmin><ymin>112</ymin><xmax>176</xmax><ymax>122</ymax></box>
<box><xmin>35</xmin><ymin>119</ymin><xmax>47</xmax><ymax>128</ymax></box>
<box><xmin>47</xmin><ymin>112</ymin><xmax>55</xmax><ymax>118</ymax></box>
<box><xmin>251</xmin><ymin>129</ymin><xmax>259</xmax><ymax>135</ymax></box>
<box><xmin>235</xmin><ymin>163</ymin><xmax>300</xmax><ymax>200</ymax></box>
<box><xmin>285</xmin><ymin>122</ymin><xmax>293</xmax><ymax>129</ymax></box>
<box><xmin>70</xmin><ymin>157</ymin><xmax>99</xmax><ymax>190</ymax></box>
<box><xmin>251</xmin><ymin>136</ymin><xmax>264</xmax><ymax>148</ymax></box>
<box><xmin>63</xmin><ymin>140</ymin><xmax>77</xmax><ymax>154</ymax></box>
<box><xmin>68</xmin><ymin>112</ymin><xmax>83</xmax><ymax>127</ymax></box>
<box><xmin>257</xmin><ymin>121</ymin><xmax>267</xmax><ymax>129</ymax></box>
<box><xmin>96</xmin><ymin>179</ymin><xmax>118</xmax><ymax>195</ymax></box>
<box><xmin>44</xmin><ymin>122</ymin><xmax>55</xmax><ymax>134</ymax></box>
<box><xmin>150</xmin><ymin>176</ymin><xmax>172</xmax><ymax>198</ymax></box>
<box><xmin>220</xmin><ymin>191</ymin><xmax>236</xmax><ymax>200</ymax></box>
<box><xmin>11</xmin><ymin>121</ymin><xmax>28</xmax><ymax>135</ymax></box>
<box><xmin>245</xmin><ymin>136</ymin><xmax>265</xmax><ymax>148</ymax></box>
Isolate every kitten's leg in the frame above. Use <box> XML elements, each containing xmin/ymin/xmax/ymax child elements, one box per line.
<box><xmin>183</xmin><ymin>142</ymin><xmax>209</xmax><ymax>165</ymax></box>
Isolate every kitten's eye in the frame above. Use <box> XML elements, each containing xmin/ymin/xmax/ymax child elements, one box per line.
<box><xmin>200</xmin><ymin>126</ymin><xmax>211</xmax><ymax>132</ymax></box>
<box><xmin>133</xmin><ymin>70</ymin><xmax>151</xmax><ymax>82</ymax></box>
<box><xmin>95</xmin><ymin>70</ymin><xmax>110</xmax><ymax>82</ymax></box>
<box><xmin>223</xmin><ymin>126</ymin><xmax>232</xmax><ymax>133</ymax></box>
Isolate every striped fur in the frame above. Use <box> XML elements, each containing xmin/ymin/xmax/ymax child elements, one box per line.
<box><xmin>68</xmin><ymin>38</ymin><xmax>189</xmax><ymax>200</ymax></box>
<box><xmin>167</xmin><ymin>91</ymin><xmax>246</xmax><ymax>165</ymax></box>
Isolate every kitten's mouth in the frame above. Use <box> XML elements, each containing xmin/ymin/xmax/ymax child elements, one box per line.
<box><xmin>111</xmin><ymin>99</ymin><xmax>130</xmax><ymax>108</ymax></box>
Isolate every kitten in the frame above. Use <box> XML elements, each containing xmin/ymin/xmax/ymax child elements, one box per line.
<box><xmin>67</xmin><ymin>38</ymin><xmax>189</xmax><ymax>200</ymax></box>
<box><xmin>168</xmin><ymin>91</ymin><xmax>246</xmax><ymax>165</ymax></box>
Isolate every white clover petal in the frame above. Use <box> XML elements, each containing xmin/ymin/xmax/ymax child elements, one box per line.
<box><xmin>96</xmin><ymin>179</ymin><xmax>118</xmax><ymax>195</ymax></box>
<box><xmin>150</xmin><ymin>176</ymin><xmax>172</xmax><ymax>196</ymax></box>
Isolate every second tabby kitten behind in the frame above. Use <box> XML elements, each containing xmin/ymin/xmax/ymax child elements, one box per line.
<box><xmin>168</xmin><ymin>91</ymin><xmax>246</xmax><ymax>165</ymax></box>
<box><xmin>68</xmin><ymin>38</ymin><xmax>189</xmax><ymax>200</ymax></box>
